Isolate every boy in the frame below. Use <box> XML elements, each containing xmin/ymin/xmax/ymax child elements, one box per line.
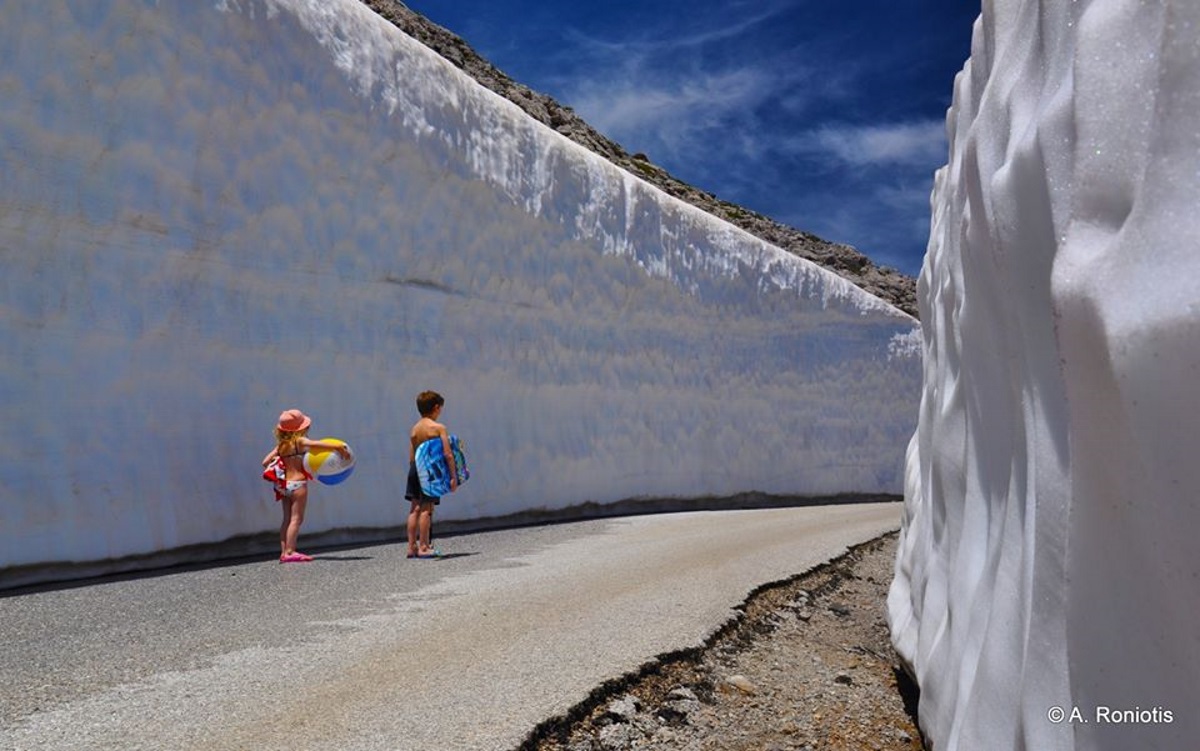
<box><xmin>405</xmin><ymin>390</ymin><xmax>457</xmax><ymax>558</ymax></box>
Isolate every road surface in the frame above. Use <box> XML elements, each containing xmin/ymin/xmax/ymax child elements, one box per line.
<box><xmin>0</xmin><ymin>504</ymin><xmax>900</xmax><ymax>750</ymax></box>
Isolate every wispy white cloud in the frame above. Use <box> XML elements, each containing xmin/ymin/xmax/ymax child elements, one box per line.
<box><xmin>562</xmin><ymin>1</ymin><xmax>797</xmax><ymax>58</ymax></box>
<box><xmin>558</xmin><ymin>55</ymin><xmax>817</xmax><ymax>169</ymax></box>
<box><xmin>539</xmin><ymin>0</ymin><xmax>816</xmax><ymax>165</ymax></box>
<box><xmin>796</xmin><ymin>120</ymin><xmax>947</xmax><ymax>168</ymax></box>
<box><xmin>572</xmin><ymin>67</ymin><xmax>774</xmax><ymax>140</ymax></box>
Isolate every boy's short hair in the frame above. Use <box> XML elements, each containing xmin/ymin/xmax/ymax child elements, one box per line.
<box><xmin>416</xmin><ymin>390</ymin><xmax>444</xmax><ymax>417</ymax></box>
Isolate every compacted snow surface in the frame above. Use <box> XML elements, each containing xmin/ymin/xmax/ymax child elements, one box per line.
<box><xmin>0</xmin><ymin>1</ymin><xmax>918</xmax><ymax>573</ymax></box>
<box><xmin>888</xmin><ymin>1</ymin><xmax>1199</xmax><ymax>749</ymax></box>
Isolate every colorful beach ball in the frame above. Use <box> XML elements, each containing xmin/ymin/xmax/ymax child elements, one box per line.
<box><xmin>304</xmin><ymin>438</ymin><xmax>356</xmax><ymax>485</ymax></box>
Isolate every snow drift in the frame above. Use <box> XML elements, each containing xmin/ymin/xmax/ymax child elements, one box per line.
<box><xmin>0</xmin><ymin>0</ymin><xmax>918</xmax><ymax>577</ymax></box>
<box><xmin>889</xmin><ymin>1</ymin><xmax>1199</xmax><ymax>749</ymax></box>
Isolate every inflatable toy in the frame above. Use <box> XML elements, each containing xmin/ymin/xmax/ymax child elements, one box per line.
<box><xmin>415</xmin><ymin>435</ymin><xmax>469</xmax><ymax>497</ymax></box>
<box><xmin>304</xmin><ymin>438</ymin><xmax>356</xmax><ymax>486</ymax></box>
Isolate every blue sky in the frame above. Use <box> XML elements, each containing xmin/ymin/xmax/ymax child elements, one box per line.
<box><xmin>401</xmin><ymin>1</ymin><xmax>980</xmax><ymax>277</ymax></box>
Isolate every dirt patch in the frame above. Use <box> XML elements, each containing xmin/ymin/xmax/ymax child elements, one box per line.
<box><xmin>520</xmin><ymin>533</ymin><xmax>925</xmax><ymax>751</ymax></box>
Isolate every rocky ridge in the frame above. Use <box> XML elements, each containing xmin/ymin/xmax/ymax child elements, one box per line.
<box><xmin>359</xmin><ymin>0</ymin><xmax>919</xmax><ymax>318</ymax></box>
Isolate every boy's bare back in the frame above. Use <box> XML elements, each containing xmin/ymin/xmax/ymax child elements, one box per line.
<box><xmin>409</xmin><ymin>416</ymin><xmax>448</xmax><ymax>461</ymax></box>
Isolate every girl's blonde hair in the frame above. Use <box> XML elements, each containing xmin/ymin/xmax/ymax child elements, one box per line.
<box><xmin>275</xmin><ymin>427</ymin><xmax>308</xmax><ymax>456</ymax></box>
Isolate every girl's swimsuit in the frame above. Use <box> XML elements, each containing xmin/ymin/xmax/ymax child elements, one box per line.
<box><xmin>274</xmin><ymin>451</ymin><xmax>311</xmax><ymax>499</ymax></box>
<box><xmin>279</xmin><ymin>479</ymin><xmax>307</xmax><ymax>496</ymax></box>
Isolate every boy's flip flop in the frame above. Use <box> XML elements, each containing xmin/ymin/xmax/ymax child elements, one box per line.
<box><xmin>416</xmin><ymin>550</ymin><xmax>442</xmax><ymax>559</ymax></box>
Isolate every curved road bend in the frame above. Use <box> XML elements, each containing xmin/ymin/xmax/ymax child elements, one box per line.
<box><xmin>0</xmin><ymin>503</ymin><xmax>900</xmax><ymax>751</ymax></box>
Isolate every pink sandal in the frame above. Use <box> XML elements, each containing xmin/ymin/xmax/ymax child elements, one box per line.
<box><xmin>280</xmin><ymin>552</ymin><xmax>313</xmax><ymax>563</ymax></box>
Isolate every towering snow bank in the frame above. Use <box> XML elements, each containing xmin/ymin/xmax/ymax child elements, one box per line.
<box><xmin>889</xmin><ymin>1</ymin><xmax>1199</xmax><ymax>749</ymax></box>
<box><xmin>0</xmin><ymin>0</ymin><xmax>918</xmax><ymax>575</ymax></box>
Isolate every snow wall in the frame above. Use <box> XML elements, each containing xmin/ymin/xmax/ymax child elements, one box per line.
<box><xmin>0</xmin><ymin>0</ymin><xmax>920</xmax><ymax>577</ymax></box>
<box><xmin>889</xmin><ymin>1</ymin><xmax>1199</xmax><ymax>749</ymax></box>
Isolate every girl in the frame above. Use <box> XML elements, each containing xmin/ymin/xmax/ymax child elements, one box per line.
<box><xmin>261</xmin><ymin>408</ymin><xmax>351</xmax><ymax>563</ymax></box>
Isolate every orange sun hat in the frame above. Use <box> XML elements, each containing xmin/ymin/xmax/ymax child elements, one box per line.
<box><xmin>277</xmin><ymin>408</ymin><xmax>312</xmax><ymax>432</ymax></box>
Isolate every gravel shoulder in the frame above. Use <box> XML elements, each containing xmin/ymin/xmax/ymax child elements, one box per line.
<box><xmin>521</xmin><ymin>532</ymin><xmax>925</xmax><ymax>751</ymax></box>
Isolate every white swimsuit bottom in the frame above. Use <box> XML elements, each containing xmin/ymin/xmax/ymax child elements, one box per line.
<box><xmin>279</xmin><ymin>479</ymin><xmax>307</xmax><ymax>496</ymax></box>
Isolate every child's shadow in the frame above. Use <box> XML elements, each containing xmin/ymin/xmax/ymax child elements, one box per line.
<box><xmin>312</xmin><ymin>554</ymin><xmax>375</xmax><ymax>562</ymax></box>
<box><xmin>418</xmin><ymin>552</ymin><xmax>478</xmax><ymax>561</ymax></box>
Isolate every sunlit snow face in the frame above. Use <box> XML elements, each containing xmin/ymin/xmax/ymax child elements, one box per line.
<box><xmin>0</xmin><ymin>0</ymin><xmax>920</xmax><ymax>568</ymax></box>
<box><xmin>890</xmin><ymin>2</ymin><xmax>1200</xmax><ymax>750</ymax></box>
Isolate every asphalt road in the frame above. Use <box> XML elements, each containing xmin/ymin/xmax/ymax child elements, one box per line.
<box><xmin>0</xmin><ymin>504</ymin><xmax>900</xmax><ymax>751</ymax></box>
